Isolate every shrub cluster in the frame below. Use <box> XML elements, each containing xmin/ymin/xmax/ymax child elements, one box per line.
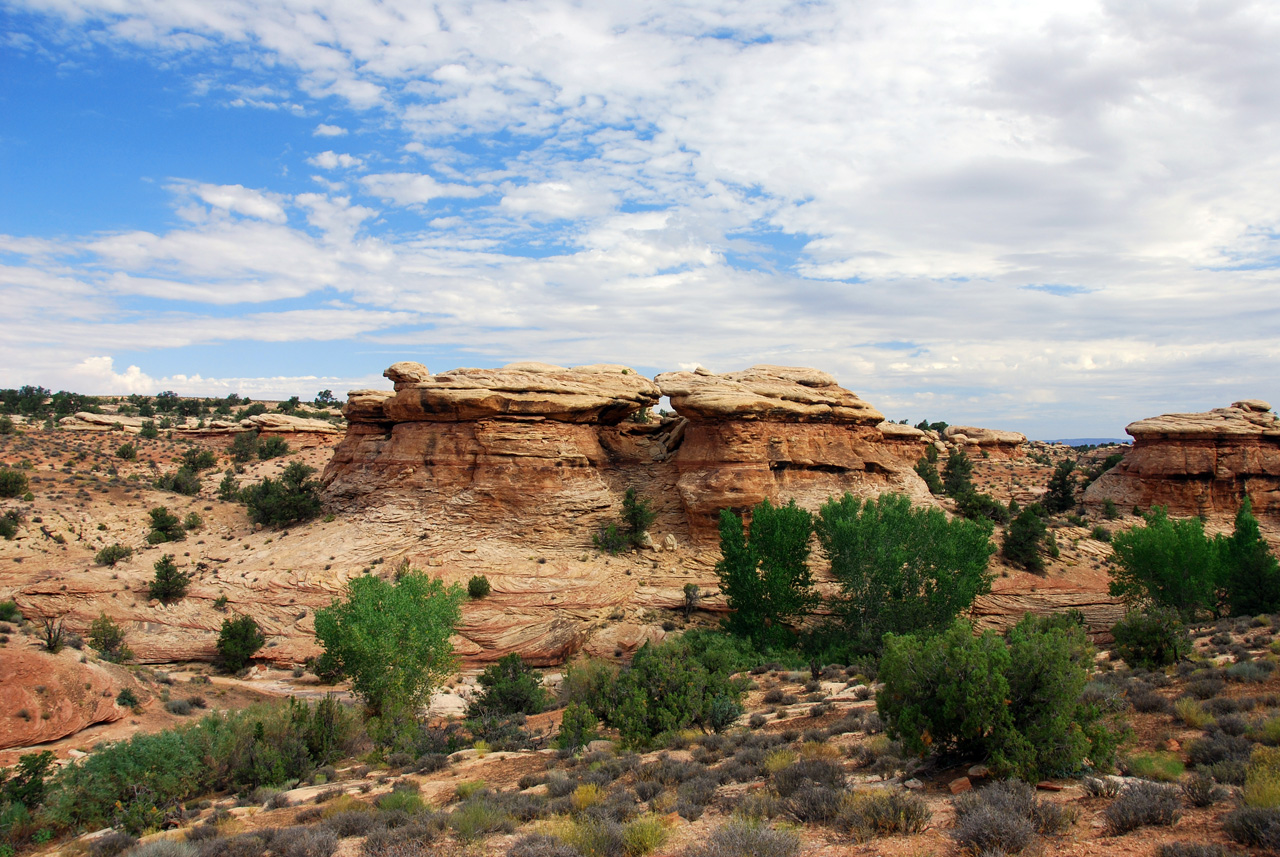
<box><xmin>241</xmin><ymin>462</ymin><xmax>323</xmax><ymax>527</ymax></box>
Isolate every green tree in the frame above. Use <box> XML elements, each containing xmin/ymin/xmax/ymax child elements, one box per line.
<box><xmin>139</xmin><ymin>420</ymin><xmax>159</xmax><ymax>439</ymax></box>
<box><xmin>258</xmin><ymin>436</ymin><xmax>290</xmax><ymax>460</ymax></box>
<box><xmin>230</xmin><ymin>431</ymin><xmax>259</xmax><ymax>463</ymax></box>
<box><xmin>715</xmin><ymin>499</ymin><xmax>816</xmax><ymax>646</ymax></box>
<box><xmin>1003</xmin><ymin>505</ymin><xmax>1049</xmax><ymax>573</ymax></box>
<box><xmin>241</xmin><ymin>462</ymin><xmax>323</xmax><ymax>527</ymax></box>
<box><xmin>608</xmin><ymin>636</ymin><xmax>746</xmax><ymax>745</ymax></box>
<box><xmin>467</xmin><ymin>653</ymin><xmax>548</xmax><ymax>717</ymax></box>
<box><xmin>217</xmin><ymin>469</ymin><xmax>240</xmax><ymax>502</ymax></box>
<box><xmin>1219</xmin><ymin>498</ymin><xmax>1280</xmax><ymax>616</ymax></box>
<box><xmin>878</xmin><ymin>615</ymin><xmax>1120</xmax><ymax>781</ymax></box>
<box><xmin>217</xmin><ymin>615</ymin><xmax>266</xmax><ymax>671</ymax></box>
<box><xmin>914</xmin><ymin>457</ymin><xmax>944</xmax><ymax>495</ymax></box>
<box><xmin>0</xmin><ymin>468</ymin><xmax>30</xmax><ymax>498</ymax></box>
<box><xmin>594</xmin><ymin>488</ymin><xmax>657</xmax><ymax>554</ymax></box>
<box><xmin>155</xmin><ymin>466</ymin><xmax>201</xmax><ymax>496</ymax></box>
<box><xmin>942</xmin><ymin>450</ymin><xmax>974</xmax><ymax>496</ymax></box>
<box><xmin>1043</xmin><ymin>460</ymin><xmax>1077</xmax><ymax>513</ymax></box>
<box><xmin>148</xmin><ymin>554</ymin><xmax>191</xmax><ymax>602</ymax></box>
<box><xmin>146</xmin><ymin>506</ymin><xmax>186</xmax><ymax>543</ymax></box>
<box><xmin>314</xmin><ymin>390</ymin><xmax>338</xmax><ymax>408</ymax></box>
<box><xmin>95</xmin><ymin>544</ymin><xmax>133</xmax><ymax>567</ymax></box>
<box><xmin>313</xmin><ymin>570</ymin><xmax>465</xmax><ymax>716</ymax></box>
<box><xmin>817</xmin><ymin>493</ymin><xmax>995</xmax><ymax>655</ymax></box>
<box><xmin>467</xmin><ymin>574</ymin><xmax>491</xmax><ymax>598</ymax></box>
<box><xmin>1109</xmin><ymin>507</ymin><xmax>1221</xmax><ymax>618</ymax></box>
<box><xmin>1111</xmin><ymin>608</ymin><xmax>1191</xmax><ymax>668</ymax></box>
<box><xmin>180</xmin><ymin>447</ymin><xmax>218</xmax><ymax>472</ymax></box>
<box><xmin>557</xmin><ymin>702</ymin><xmax>598</xmax><ymax>752</ymax></box>
<box><xmin>116</xmin><ymin>442</ymin><xmax>137</xmax><ymax>461</ymax></box>
<box><xmin>88</xmin><ymin>613</ymin><xmax>133</xmax><ymax>663</ymax></box>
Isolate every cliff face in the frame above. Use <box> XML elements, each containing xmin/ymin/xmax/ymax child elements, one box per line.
<box><xmin>1084</xmin><ymin>400</ymin><xmax>1280</xmax><ymax>519</ymax></box>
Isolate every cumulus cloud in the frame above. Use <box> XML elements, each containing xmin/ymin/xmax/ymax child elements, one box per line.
<box><xmin>5</xmin><ymin>0</ymin><xmax>1280</xmax><ymax>435</ymax></box>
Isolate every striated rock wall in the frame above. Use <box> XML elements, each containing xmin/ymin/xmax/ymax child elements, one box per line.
<box><xmin>1084</xmin><ymin>400</ymin><xmax>1280</xmax><ymax>519</ymax></box>
<box><xmin>0</xmin><ymin>648</ymin><xmax>133</xmax><ymax>750</ymax></box>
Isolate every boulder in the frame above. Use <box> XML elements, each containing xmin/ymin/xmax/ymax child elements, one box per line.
<box><xmin>344</xmin><ymin>389</ymin><xmax>395</xmax><ymax>424</ymax></box>
<box><xmin>384</xmin><ymin>361</ymin><xmax>432</xmax><ymax>390</ymax></box>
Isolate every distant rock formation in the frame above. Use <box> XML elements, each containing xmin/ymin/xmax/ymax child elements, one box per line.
<box><xmin>60</xmin><ymin>411</ymin><xmax>341</xmax><ymax>449</ymax></box>
<box><xmin>943</xmin><ymin>425</ymin><xmax>1028</xmax><ymax>457</ymax></box>
<box><xmin>1084</xmin><ymin>400</ymin><xmax>1280</xmax><ymax>519</ymax></box>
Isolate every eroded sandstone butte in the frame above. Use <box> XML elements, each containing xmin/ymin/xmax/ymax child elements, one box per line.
<box><xmin>1084</xmin><ymin>400</ymin><xmax>1280</xmax><ymax>519</ymax></box>
<box><xmin>325</xmin><ymin>362</ymin><xmax>930</xmax><ymax>547</ymax></box>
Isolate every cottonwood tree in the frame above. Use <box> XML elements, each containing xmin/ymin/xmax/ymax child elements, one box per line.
<box><xmin>715</xmin><ymin>499</ymin><xmax>817</xmax><ymax>646</ymax></box>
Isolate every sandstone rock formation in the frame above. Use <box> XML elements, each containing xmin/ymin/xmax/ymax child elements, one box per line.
<box><xmin>59</xmin><ymin>411</ymin><xmax>341</xmax><ymax>449</ymax></box>
<box><xmin>1084</xmin><ymin>400</ymin><xmax>1280</xmax><ymax>519</ymax></box>
<box><xmin>943</xmin><ymin>425</ymin><xmax>1027</xmax><ymax>457</ymax></box>
<box><xmin>0</xmin><ymin>648</ymin><xmax>133</xmax><ymax>750</ymax></box>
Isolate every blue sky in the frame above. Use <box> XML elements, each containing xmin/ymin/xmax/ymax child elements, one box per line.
<box><xmin>3</xmin><ymin>1</ymin><xmax>1280</xmax><ymax>439</ymax></box>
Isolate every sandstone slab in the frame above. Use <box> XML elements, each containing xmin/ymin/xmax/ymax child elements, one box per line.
<box><xmin>656</xmin><ymin>366</ymin><xmax>883</xmax><ymax>424</ymax></box>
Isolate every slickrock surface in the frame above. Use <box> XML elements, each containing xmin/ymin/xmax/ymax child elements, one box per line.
<box><xmin>0</xmin><ymin>648</ymin><xmax>132</xmax><ymax>749</ymax></box>
<box><xmin>1084</xmin><ymin>400</ymin><xmax>1280</xmax><ymax>518</ymax></box>
<box><xmin>655</xmin><ymin>365</ymin><xmax>883</xmax><ymax>423</ymax></box>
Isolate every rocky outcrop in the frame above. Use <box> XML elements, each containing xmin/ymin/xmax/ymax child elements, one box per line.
<box><xmin>943</xmin><ymin>425</ymin><xmax>1027</xmax><ymax>457</ymax></box>
<box><xmin>0</xmin><ymin>648</ymin><xmax>132</xmax><ymax>750</ymax></box>
<box><xmin>1084</xmin><ymin>400</ymin><xmax>1280</xmax><ymax>519</ymax></box>
<box><xmin>59</xmin><ymin>411</ymin><xmax>341</xmax><ymax>449</ymax></box>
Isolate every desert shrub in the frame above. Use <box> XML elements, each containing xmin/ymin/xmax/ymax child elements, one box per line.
<box><xmin>878</xmin><ymin>614</ymin><xmax>1118</xmax><ymax>780</ymax></box>
<box><xmin>258</xmin><ymin>436</ymin><xmax>290</xmax><ymax>460</ymax></box>
<box><xmin>1003</xmin><ymin>505</ymin><xmax>1050</xmax><ymax>573</ymax></box>
<box><xmin>1189</xmin><ymin>732</ymin><xmax>1253</xmax><ymax>768</ymax></box>
<box><xmin>1174</xmin><ymin>697</ymin><xmax>1215</xmax><ymax>729</ymax></box>
<box><xmin>230</xmin><ymin>431</ymin><xmax>260</xmax><ymax>463</ymax></box>
<box><xmin>1224</xmin><ymin>806</ymin><xmax>1280</xmax><ymax>849</ymax></box>
<box><xmin>181</xmin><ymin>448</ymin><xmax>218</xmax><ymax>472</ymax></box>
<box><xmin>95</xmin><ymin>543</ymin><xmax>133</xmax><ymax>567</ymax></box>
<box><xmin>772</xmin><ymin>759</ymin><xmax>845</xmax><ymax>797</ymax></box>
<box><xmin>559</xmin><ymin>702</ymin><xmax>598</xmax><ymax>753</ymax></box>
<box><xmin>271</xmin><ymin>826</ymin><xmax>337</xmax><ymax>857</ymax></box>
<box><xmin>449</xmin><ymin>797</ymin><xmax>514</xmax><ymax>842</ymax></box>
<box><xmin>116</xmin><ymin>442</ymin><xmax>137</xmax><ymax>461</ymax></box>
<box><xmin>0</xmin><ymin>468</ymin><xmax>30</xmax><ymax>498</ymax></box>
<box><xmin>376</xmin><ymin>790</ymin><xmax>424</xmax><ymax>814</ymax></box>
<box><xmin>218</xmin><ymin>470</ymin><xmax>240</xmax><ymax>502</ymax></box>
<box><xmin>508</xmin><ymin>834</ymin><xmax>579</xmax><ymax>857</ymax></box>
<box><xmin>956</xmin><ymin>490</ymin><xmax>1011</xmax><ymax>525</ymax></box>
<box><xmin>166</xmin><ymin>699</ymin><xmax>194</xmax><ymax>716</ymax></box>
<box><xmin>324</xmin><ymin>810</ymin><xmax>378</xmax><ymax>837</ymax></box>
<box><xmin>1130</xmin><ymin>689</ymin><xmax>1172</xmax><ymax>714</ymax></box>
<box><xmin>953</xmin><ymin>780</ymin><xmax>1075</xmax><ymax>837</ymax></box>
<box><xmin>1245</xmin><ymin>745</ymin><xmax>1280</xmax><ymax>808</ymax></box>
<box><xmin>90</xmin><ymin>831</ymin><xmax>138</xmax><ymax>857</ymax></box>
<box><xmin>125</xmin><ymin>842</ymin><xmax>198</xmax><ymax>857</ymax></box>
<box><xmin>156</xmin><ymin>466</ymin><xmax>202</xmax><ymax>496</ymax></box>
<box><xmin>1182</xmin><ymin>772</ymin><xmax>1228</xmax><ymax>807</ymax></box>
<box><xmin>0</xmin><ymin>509</ymin><xmax>21</xmax><ymax>540</ymax></box>
<box><xmin>217</xmin><ymin>615</ymin><xmax>265</xmax><ymax>672</ymax></box>
<box><xmin>468</xmin><ymin>575</ymin><xmax>491</xmax><ymax>598</ymax></box>
<box><xmin>149</xmin><ymin>554</ymin><xmax>191</xmax><ymax>602</ymax></box>
<box><xmin>468</xmin><ymin>653</ymin><xmax>547</xmax><ymax>718</ymax></box>
<box><xmin>1228</xmin><ymin>660</ymin><xmax>1274</xmax><ymax>683</ymax></box>
<box><xmin>952</xmin><ymin>804</ymin><xmax>1035</xmax><ymax>854</ymax></box>
<box><xmin>818</xmin><ymin>493</ymin><xmax>995</xmax><ymax>656</ymax></box>
<box><xmin>1111</xmin><ymin>608</ymin><xmax>1191</xmax><ymax>668</ymax></box>
<box><xmin>835</xmin><ymin>789</ymin><xmax>930</xmax><ymax>841</ymax></box>
<box><xmin>147</xmin><ymin>506</ymin><xmax>186</xmax><ymax>543</ymax></box>
<box><xmin>1103</xmin><ymin>781</ymin><xmax>1180</xmax><ymax>834</ymax></box>
<box><xmin>1082</xmin><ymin>776</ymin><xmax>1123</xmax><ymax>799</ymax></box>
<box><xmin>685</xmin><ymin>818</ymin><xmax>799</xmax><ymax>857</ymax></box>
<box><xmin>242</xmin><ymin>462</ymin><xmax>322</xmax><ymax>527</ymax></box>
<box><xmin>89</xmin><ymin>613</ymin><xmax>133</xmax><ymax>662</ymax></box>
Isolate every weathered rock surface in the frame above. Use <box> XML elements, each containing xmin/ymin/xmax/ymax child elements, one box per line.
<box><xmin>1084</xmin><ymin>400</ymin><xmax>1280</xmax><ymax>519</ymax></box>
<box><xmin>655</xmin><ymin>365</ymin><xmax>883</xmax><ymax>424</ymax></box>
<box><xmin>383</xmin><ymin>363</ymin><xmax>661</xmax><ymax>424</ymax></box>
<box><xmin>944</xmin><ymin>425</ymin><xmax>1027</xmax><ymax>456</ymax></box>
<box><xmin>0</xmin><ymin>648</ymin><xmax>132</xmax><ymax>750</ymax></box>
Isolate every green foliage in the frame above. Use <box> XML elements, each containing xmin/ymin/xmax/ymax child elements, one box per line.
<box><xmin>817</xmin><ymin>493</ymin><xmax>994</xmax><ymax>655</ymax></box>
<box><xmin>0</xmin><ymin>510</ymin><xmax>20</xmax><ymax>541</ymax></box>
<box><xmin>95</xmin><ymin>544</ymin><xmax>132</xmax><ymax>567</ymax></box>
<box><xmin>1003</xmin><ymin>505</ymin><xmax>1049</xmax><ymax>573</ymax></box>
<box><xmin>154</xmin><ymin>467</ymin><xmax>201</xmax><ymax>496</ymax></box>
<box><xmin>0</xmin><ymin>415</ymin><xmax>14</xmax><ymax>435</ymax></box>
<box><xmin>258</xmin><ymin>436</ymin><xmax>290</xmax><ymax>460</ymax></box>
<box><xmin>237</xmin><ymin>403</ymin><xmax>267</xmax><ymax>419</ymax></box>
<box><xmin>942</xmin><ymin>450</ymin><xmax>973</xmax><ymax>496</ymax></box>
<box><xmin>217</xmin><ymin>469</ymin><xmax>240</xmax><ymax>502</ymax></box>
<box><xmin>468</xmin><ymin>653</ymin><xmax>548</xmax><ymax>718</ymax></box>
<box><xmin>230</xmin><ymin>431</ymin><xmax>259</xmax><ymax>463</ymax></box>
<box><xmin>1111</xmin><ymin>608</ymin><xmax>1191</xmax><ymax>668</ymax></box>
<box><xmin>180</xmin><ymin>448</ymin><xmax>218</xmax><ymax>473</ymax></box>
<box><xmin>1221</xmin><ymin>498</ymin><xmax>1280</xmax><ymax>616</ymax></box>
<box><xmin>0</xmin><ymin>470</ymin><xmax>29</xmax><ymax>499</ymax></box>
<box><xmin>682</xmin><ymin>582</ymin><xmax>701</xmax><ymax>618</ymax></box>
<box><xmin>468</xmin><ymin>575</ymin><xmax>491</xmax><ymax>599</ymax></box>
<box><xmin>116</xmin><ymin>442</ymin><xmax>137</xmax><ymax>461</ymax></box>
<box><xmin>595</xmin><ymin>488</ymin><xmax>656</xmax><ymax>553</ymax></box>
<box><xmin>2</xmin><ymin>751</ymin><xmax>55</xmax><ymax>811</ymax></box>
<box><xmin>1043</xmin><ymin>460</ymin><xmax>1078</xmax><ymax>513</ymax></box>
<box><xmin>314</xmin><ymin>570</ymin><xmax>464</xmax><ymax>715</ymax></box>
<box><xmin>148</xmin><ymin>554</ymin><xmax>191</xmax><ymax>603</ymax></box>
<box><xmin>954</xmin><ymin>491</ymin><xmax>1011</xmax><ymax>524</ymax></box>
<box><xmin>146</xmin><ymin>506</ymin><xmax>186</xmax><ymax>544</ymax></box>
<box><xmin>557</xmin><ymin>702</ymin><xmax>598</xmax><ymax>752</ymax></box>
<box><xmin>139</xmin><ymin>420</ymin><xmax>159</xmax><ymax>439</ymax></box>
<box><xmin>1102</xmin><ymin>498</ymin><xmax>1120</xmax><ymax>520</ymax></box>
<box><xmin>0</xmin><ymin>601</ymin><xmax>21</xmax><ymax>623</ymax></box>
<box><xmin>1109</xmin><ymin>507</ymin><xmax>1221</xmax><ymax>617</ymax></box>
<box><xmin>603</xmin><ymin>634</ymin><xmax>748</xmax><ymax>746</ymax></box>
<box><xmin>715</xmin><ymin>499</ymin><xmax>816</xmax><ymax>646</ymax></box>
<box><xmin>314</xmin><ymin>390</ymin><xmax>338</xmax><ymax>408</ymax></box>
<box><xmin>914</xmin><ymin>458</ymin><xmax>943</xmax><ymax>495</ymax></box>
<box><xmin>88</xmin><ymin>613</ymin><xmax>133</xmax><ymax>663</ymax></box>
<box><xmin>878</xmin><ymin>614</ymin><xmax>1121</xmax><ymax>780</ymax></box>
<box><xmin>217</xmin><ymin>615</ymin><xmax>266</xmax><ymax>672</ymax></box>
<box><xmin>241</xmin><ymin>462</ymin><xmax>323</xmax><ymax>527</ymax></box>
<box><xmin>42</xmin><ymin>697</ymin><xmax>357</xmax><ymax>834</ymax></box>
<box><xmin>915</xmin><ymin>419</ymin><xmax>948</xmax><ymax>433</ymax></box>
<box><xmin>183</xmin><ymin>512</ymin><xmax>202</xmax><ymax>531</ymax></box>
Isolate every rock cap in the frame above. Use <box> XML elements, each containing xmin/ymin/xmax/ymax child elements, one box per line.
<box><xmin>655</xmin><ymin>365</ymin><xmax>883</xmax><ymax>424</ymax></box>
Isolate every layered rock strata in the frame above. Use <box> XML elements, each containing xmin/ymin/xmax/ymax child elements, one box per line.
<box><xmin>943</xmin><ymin>425</ymin><xmax>1028</xmax><ymax>457</ymax></box>
<box><xmin>1084</xmin><ymin>400</ymin><xmax>1280</xmax><ymax>519</ymax></box>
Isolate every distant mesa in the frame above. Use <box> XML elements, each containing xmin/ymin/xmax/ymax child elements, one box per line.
<box><xmin>1085</xmin><ymin>399</ymin><xmax>1280</xmax><ymax>519</ymax></box>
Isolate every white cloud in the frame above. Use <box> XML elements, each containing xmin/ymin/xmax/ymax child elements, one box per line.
<box><xmin>360</xmin><ymin>172</ymin><xmax>486</xmax><ymax>206</ymax></box>
<box><xmin>314</xmin><ymin>123</ymin><xmax>348</xmax><ymax>137</ymax></box>
<box><xmin>307</xmin><ymin>151</ymin><xmax>364</xmax><ymax>170</ymax></box>
<box><xmin>186</xmin><ymin>183</ymin><xmax>288</xmax><ymax>223</ymax></box>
